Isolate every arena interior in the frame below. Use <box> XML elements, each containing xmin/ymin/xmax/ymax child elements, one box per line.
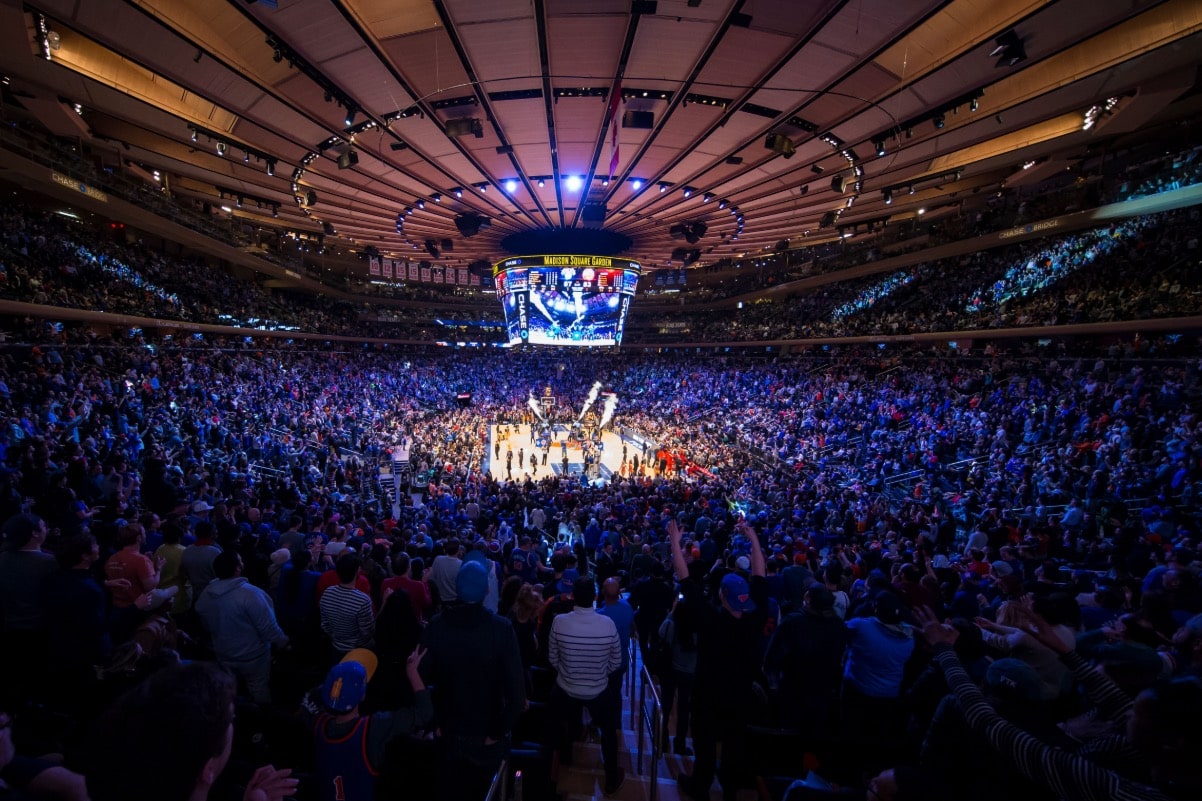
<box><xmin>0</xmin><ymin>2</ymin><xmax>1202</xmax><ymax>801</ymax></box>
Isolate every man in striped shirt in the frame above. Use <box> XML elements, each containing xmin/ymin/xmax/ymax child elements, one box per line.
<box><xmin>547</xmin><ymin>575</ymin><xmax>625</xmax><ymax>795</ymax></box>
<box><xmin>319</xmin><ymin>554</ymin><xmax>375</xmax><ymax>659</ymax></box>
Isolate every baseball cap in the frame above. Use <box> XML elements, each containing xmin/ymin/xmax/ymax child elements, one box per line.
<box><xmin>322</xmin><ymin>649</ymin><xmax>378</xmax><ymax>712</ymax></box>
<box><xmin>191</xmin><ymin>500</ymin><xmax>213</xmax><ymax>514</ymax></box>
<box><xmin>456</xmin><ymin>560</ymin><xmax>489</xmax><ymax>604</ymax></box>
<box><xmin>558</xmin><ymin>567</ymin><xmax>580</xmax><ymax>595</ymax></box>
<box><xmin>986</xmin><ymin>658</ymin><xmax>1043</xmax><ymax>702</ymax></box>
<box><xmin>735</xmin><ymin>555</ymin><xmax>751</xmax><ymax>572</ymax></box>
<box><xmin>991</xmin><ymin>561</ymin><xmax>1014</xmax><ymax>578</ymax></box>
<box><xmin>719</xmin><ymin>573</ymin><xmax>756</xmax><ymax>612</ymax></box>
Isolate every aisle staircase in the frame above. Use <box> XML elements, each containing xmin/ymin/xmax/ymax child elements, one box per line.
<box><xmin>513</xmin><ymin>652</ymin><xmax>758</xmax><ymax>801</ymax></box>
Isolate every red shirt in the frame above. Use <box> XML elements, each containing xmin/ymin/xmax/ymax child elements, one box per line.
<box><xmin>380</xmin><ymin>575</ymin><xmax>432</xmax><ymax>621</ymax></box>
<box><xmin>105</xmin><ymin>548</ymin><xmax>154</xmax><ymax>608</ymax></box>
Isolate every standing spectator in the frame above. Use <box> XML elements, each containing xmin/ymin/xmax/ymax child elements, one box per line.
<box><xmin>421</xmin><ymin>560</ymin><xmax>526</xmax><ymax>801</ymax></box>
<box><xmin>429</xmin><ymin>537</ymin><xmax>463</xmax><ymax>605</ymax></box>
<box><xmin>41</xmin><ymin>533</ymin><xmax>111</xmax><ymax>708</ymax></box>
<box><xmin>842</xmin><ymin>591</ymin><xmax>916</xmax><ymax>740</ymax></box>
<box><xmin>104</xmin><ymin>521</ymin><xmax>163</xmax><ymax>642</ymax></box>
<box><xmin>320</xmin><ymin>554</ymin><xmax>375</xmax><ymax>658</ymax></box>
<box><xmin>764</xmin><ymin>585</ymin><xmax>849</xmax><ymax>739</ymax></box>
<box><xmin>670</xmin><ymin>519</ymin><xmax>767</xmax><ymax>801</ymax></box>
<box><xmin>629</xmin><ymin>561</ymin><xmax>674</xmax><ymax>665</ymax></box>
<box><xmin>658</xmin><ymin>596</ymin><xmax>699</xmax><ymax>756</ymax></box>
<box><xmin>382</xmin><ymin>552</ymin><xmax>431</xmax><ymax>622</ymax></box>
<box><xmin>155</xmin><ymin>523</ymin><xmax>189</xmax><ymax>614</ymax></box>
<box><xmin>546</xmin><ymin>575</ymin><xmax>624</xmax><ymax>796</ymax></box>
<box><xmin>196</xmin><ymin>550</ymin><xmax>289</xmax><ymax>704</ymax></box>
<box><xmin>597</xmin><ymin>576</ymin><xmax>635</xmax><ymax>687</ymax></box>
<box><xmin>181</xmin><ymin>521</ymin><xmax>222</xmax><ymax>606</ymax></box>
<box><xmin>0</xmin><ymin>514</ymin><xmax>56</xmax><ymax>701</ymax></box>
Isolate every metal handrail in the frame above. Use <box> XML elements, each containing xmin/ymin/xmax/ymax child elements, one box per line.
<box><xmin>483</xmin><ymin>759</ymin><xmax>508</xmax><ymax>801</ymax></box>
<box><xmin>637</xmin><ymin>663</ymin><xmax>664</xmax><ymax>801</ymax></box>
<box><xmin>626</xmin><ymin>637</ymin><xmax>637</xmax><ymax>699</ymax></box>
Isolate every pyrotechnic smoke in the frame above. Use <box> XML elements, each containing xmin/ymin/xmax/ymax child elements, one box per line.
<box><xmin>527</xmin><ymin>391</ymin><xmax>547</xmax><ymax>423</ymax></box>
<box><xmin>598</xmin><ymin>393</ymin><xmax>618</xmax><ymax>428</ymax></box>
<box><xmin>577</xmin><ymin>381</ymin><xmax>603</xmax><ymax>421</ymax></box>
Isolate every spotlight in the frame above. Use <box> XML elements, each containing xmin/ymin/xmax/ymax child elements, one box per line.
<box><xmin>631</xmin><ymin>178</ymin><xmax>643</xmax><ymax>190</ymax></box>
<box><xmin>601</xmin><ymin>178</ymin><xmax>609</xmax><ymax>187</ymax></box>
<box><xmin>659</xmin><ymin>182</ymin><xmax>669</xmax><ymax>193</ymax></box>
<box><xmin>431</xmin><ymin>193</ymin><xmax>441</xmax><ymax>202</ymax></box>
<box><xmin>416</xmin><ymin>199</ymin><xmax>425</xmax><ymax>209</ymax></box>
<box><xmin>344</xmin><ymin>107</ymin><xmax>357</xmax><ymax>127</ymax></box>
<box><xmin>404</xmin><ymin>206</ymin><xmax>413</xmax><ymax>216</ymax></box>
<box><xmin>235</xmin><ymin>196</ymin><xmax>243</xmax><ymax>208</ymax></box>
<box><xmin>453</xmin><ymin>187</ymin><xmax>464</xmax><ymax>198</ymax></box>
<box><xmin>243</xmin><ymin>151</ymin><xmax>250</xmax><ymax>163</ymax></box>
<box><xmin>970</xmin><ymin>97</ymin><xmax>979</xmax><ymax>112</ymax></box>
<box><xmin>504</xmin><ymin>178</ymin><xmax>518</xmax><ymax>193</ymax></box>
<box><xmin>272</xmin><ymin>48</ymin><xmax>283</xmax><ymax>63</ymax></box>
<box><xmin>883</xmin><ymin>189</ymin><xmax>892</xmax><ymax>205</ymax></box>
<box><xmin>875</xmin><ymin>140</ymin><xmax>886</xmax><ymax>157</ymax></box>
<box><xmin>565</xmin><ymin>175</ymin><xmax>583</xmax><ymax>192</ymax></box>
<box><xmin>477</xmin><ymin>183</ymin><xmax>488</xmax><ymax>192</ymax></box>
<box><xmin>933</xmin><ymin>115</ymin><xmax>945</xmax><ymax>130</ymax></box>
<box><xmin>265</xmin><ymin>160</ymin><xmax>275</xmax><ymax>177</ymax></box>
<box><xmin>216</xmin><ymin>141</ymin><xmax>227</xmax><ymax>156</ymax></box>
<box><xmin>682</xmin><ymin>186</ymin><xmax>694</xmax><ymax>198</ymax></box>
<box><xmin>717</xmin><ymin>198</ymin><xmax>727</xmax><ymax>209</ymax></box>
<box><xmin>909</xmin><ymin>184</ymin><xmax>915</xmax><ymax>195</ymax></box>
<box><xmin>190</xmin><ymin>128</ymin><xmax>198</xmax><ymax>143</ymax></box>
<box><xmin>272</xmin><ymin>206</ymin><xmax>279</xmax><ymax>218</ymax></box>
<box><xmin>537</xmin><ymin>178</ymin><xmax>545</xmax><ymax>188</ymax></box>
<box><xmin>703</xmin><ymin>192</ymin><xmax>714</xmax><ymax>203</ymax></box>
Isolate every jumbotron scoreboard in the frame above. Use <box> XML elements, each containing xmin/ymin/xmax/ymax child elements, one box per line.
<box><xmin>493</xmin><ymin>255</ymin><xmax>641</xmax><ymax>346</ymax></box>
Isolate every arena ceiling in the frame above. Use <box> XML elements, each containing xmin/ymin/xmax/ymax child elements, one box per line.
<box><xmin>1</xmin><ymin>0</ymin><xmax>1201</xmax><ymax>277</ymax></box>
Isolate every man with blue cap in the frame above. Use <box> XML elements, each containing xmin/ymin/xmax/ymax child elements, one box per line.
<box><xmin>421</xmin><ymin>559</ymin><xmax>526</xmax><ymax>800</ymax></box>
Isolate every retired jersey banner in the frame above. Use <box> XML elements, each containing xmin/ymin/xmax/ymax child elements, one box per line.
<box><xmin>369</xmin><ymin>256</ymin><xmax>380</xmax><ymax>275</ymax></box>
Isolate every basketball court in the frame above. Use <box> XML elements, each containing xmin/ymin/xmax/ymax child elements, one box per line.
<box><xmin>483</xmin><ymin>424</ymin><xmax>652</xmax><ymax>484</ymax></box>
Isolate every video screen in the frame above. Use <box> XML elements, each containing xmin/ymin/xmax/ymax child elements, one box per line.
<box><xmin>494</xmin><ymin>256</ymin><xmax>641</xmax><ymax>346</ymax></box>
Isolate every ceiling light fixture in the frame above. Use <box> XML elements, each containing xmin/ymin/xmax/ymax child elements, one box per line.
<box><xmin>344</xmin><ymin>107</ymin><xmax>357</xmax><ymax>127</ymax></box>
<box><xmin>216</xmin><ymin>141</ymin><xmax>227</xmax><ymax>156</ymax></box>
<box><xmin>565</xmin><ymin>175</ymin><xmax>583</xmax><ymax>192</ymax></box>
<box><xmin>504</xmin><ymin>178</ymin><xmax>518</xmax><ymax>193</ymax></box>
<box><xmin>717</xmin><ymin>198</ymin><xmax>727</xmax><ymax>209</ymax></box>
<box><xmin>453</xmin><ymin>187</ymin><xmax>464</xmax><ymax>198</ymax></box>
<box><xmin>702</xmin><ymin>192</ymin><xmax>714</xmax><ymax>203</ymax></box>
<box><xmin>631</xmin><ymin>178</ymin><xmax>643</xmax><ymax>190</ymax></box>
<box><xmin>682</xmin><ymin>186</ymin><xmax>694</xmax><ymax>198</ymax></box>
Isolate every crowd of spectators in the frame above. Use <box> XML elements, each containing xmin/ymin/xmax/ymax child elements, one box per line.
<box><xmin>0</xmin><ymin>307</ymin><xmax>1197</xmax><ymax>800</ymax></box>
<box><xmin>0</xmin><ymin>130</ymin><xmax>1201</xmax><ymax>800</ymax></box>
<box><xmin>633</xmin><ymin>204</ymin><xmax>1201</xmax><ymax>342</ymax></box>
<box><xmin>3</xmin><ymin>145</ymin><xmax>1201</xmax><ymax>352</ymax></box>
